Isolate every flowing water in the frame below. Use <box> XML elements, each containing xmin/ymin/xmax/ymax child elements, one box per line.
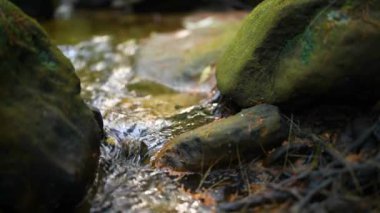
<box><xmin>42</xmin><ymin>10</ymin><xmax>245</xmax><ymax>212</ymax></box>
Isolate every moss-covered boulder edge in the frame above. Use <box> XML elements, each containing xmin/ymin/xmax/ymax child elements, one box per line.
<box><xmin>154</xmin><ymin>104</ymin><xmax>288</xmax><ymax>172</ymax></box>
<box><xmin>217</xmin><ymin>0</ymin><xmax>380</xmax><ymax>108</ymax></box>
<box><xmin>0</xmin><ymin>1</ymin><xmax>102</xmax><ymax>211</ymax></box>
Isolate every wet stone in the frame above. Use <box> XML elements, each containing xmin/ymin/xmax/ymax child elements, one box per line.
<box><xmin>217</xmin><ymin>0</ymin><xmax>380</xmax><ymax>109</ymax></box>
<box><xmin>134</xmin><ymin>12</ymin><xmax>244</xmax><ymax>93</ymax></box>
<box><xmin>0</xmin><ymin>1</ymin><xmax>102</xmax><ymax>211</ymax></box>
<box><xmin>153</xmin><ymin>104</ymin><xmax>289</xmax><ymax>171</ymax></box>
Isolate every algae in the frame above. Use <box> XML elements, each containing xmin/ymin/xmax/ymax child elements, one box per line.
<box><xmin>217</xmin><ymin>0</ymin><xmax>328</xmax><ymax>106</ymax></box>
<box><xmin>273</xmin><ymin>0</ymin><xmax>380</xmax><ymax>105</ymax></box>
<box><xmin>217</xmin><ymin>0</ymin><xmax>380</xmax><ymax>108</ymax></box>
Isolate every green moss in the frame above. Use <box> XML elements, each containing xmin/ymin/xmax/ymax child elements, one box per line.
<box><xmin>217</xmin><ymin>0</ymin><xmax>328</xmax><ymax>107</ymax></box>
<box><xmin>216</xmin><ymin>0</ymin><xmax>380</xmax><ymax>108</ymax></box>
<box><xmin>275</xmin><ymin>17</ymin><xmax>380</xmax><ymax>103</ymax></box>
<box><xmin>0</xmin><ymin>0</ymin><xmax>49</xmax><ymax>52</ymax></box>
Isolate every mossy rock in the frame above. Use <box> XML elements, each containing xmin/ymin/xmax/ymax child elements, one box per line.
<box><xmin>153</xmin><ymin>104</ymin><xmax>288</xmax><ymax>172</ymax></box>
<box><xmin>0</xmin><ymin>1</ymin><xmax>102</xmax><ymax>211</ymax></box>
<box><xmin>216</xmin><ymin>0</ymin><xmax>380</xmax><ymax>108</ymax></box>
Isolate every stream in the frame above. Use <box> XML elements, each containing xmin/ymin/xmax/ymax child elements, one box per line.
<box><xmin>42</xmin><ymin>9</ymin><xmax>245</xmax><ymax>212</ymax></box>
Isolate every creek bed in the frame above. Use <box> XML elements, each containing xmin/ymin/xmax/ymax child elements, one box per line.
<box><xmin>42</xmin><ymin>10</ymin><xmax>246</xmax><ymax>212</ymax></box>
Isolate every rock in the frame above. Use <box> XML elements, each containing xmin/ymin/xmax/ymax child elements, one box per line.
<box><xmin>216</xmin><ymin>0</ymin><xmax>380</xmax><ymax>108</ymax></box>
<box><xmin>127</xmin><ymin>79</ymin><xmax>177</xmax><ymax>96</ymax></box>
<box><xmin>153</xmin><ymin>104</ymin><xmax>288</xmax><ymax>171</ymax></box>
<box><xmin>90</xmin><ymin>106</ymin><xmax>105</xmax><ymax>138</ymax></box>
<box><xmin>134</xmin><ymin>12</ymin><xmax>244</xmax><ymax>92</ymax></box>
<box><xmin>0</xmin><ymin>1</ymin><xmax>102</xmax><ymax>212</ymax></box>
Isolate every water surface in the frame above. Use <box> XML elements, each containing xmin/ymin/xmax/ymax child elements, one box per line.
<box><xmin>42</xmin><ymin>10</ymin><xmax>245</xmax><ymax>212</ymax></box>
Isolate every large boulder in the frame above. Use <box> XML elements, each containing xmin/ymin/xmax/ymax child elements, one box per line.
<box><xmin>153</xmin><ymin>104</ymin><xmax>288</xmax><ymax>171</ymax></box>
<box><xmin>0</xmin><ymin>1</ymin><xmax>102</xmax><ymax>212</ymax></box>
<box><xmin>216</xmin><ymin>0</ymin><xmax>380</xmax><ymax>108</ymax></box>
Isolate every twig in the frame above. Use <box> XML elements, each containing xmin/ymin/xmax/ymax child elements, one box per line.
<box><xmin>236</xmin><ymin>145</ymin><xmax>251</xmax><ymax>195</ymax></box>
<box><xmin>311</xmin><ymin>134</ymin><xmax>363</xmax><ymax>193</ymax></box>
<box><xmin>284</xmin><ymin>114</ymin><xmax>294</xmax><ymax>168</ymax></box>
<box><xmin>218</xmin><ymin>190</ymin><xmax>294</xmax><ymax>212</ymax></box>
<box><xmin>346</xmin><ymin>120</ymin><xmax>378</xmax><ymax>153</ymax></box>
<box><xmin>267</xmin><ymin>183</ymin><xmax>303</xmax><ymax>201</ymax></box>
<box><xmin>277</xmin><ymin>169</ymin><xmax>313</xmax><ymax>187</ymax></box>
<box><xmin>291</xmin><ymin>178</ymin><xmax>333</xmax><ymax>213</ymax></box>
<box><xmin>196</xmin><ymin>157</ymin><xmax>222</xmax><ymax>191</ymax></box>
<box><xmin>325</xmin><ymin>145</ymin><xmax>363</xmax><ymax>194</ymax></box>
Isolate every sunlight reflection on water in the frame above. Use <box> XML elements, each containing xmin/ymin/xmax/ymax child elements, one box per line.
<box><xmin>44</xmin><ymin>11</ymin><xmax>246</xmax><ymax>212</ymax></box>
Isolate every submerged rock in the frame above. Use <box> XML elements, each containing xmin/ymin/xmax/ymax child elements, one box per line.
<box><xmin>154</xmin><ymin>104</ymin><xmax>288</xmax><ymax>171</ymax></box>
<box><xmin>217</xmin><ymin>0</ymin><xmax>380</xmax><ymax>108</ymax></box>
<box><xmin>0</xmin><ymin>1</ymin><xmax>102</xmax><ymax>211</ymax></box>
<box><xmin>134</xmin><ymin>12</ymin><xmax>244</xmax><ymax>92</ymax></box>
